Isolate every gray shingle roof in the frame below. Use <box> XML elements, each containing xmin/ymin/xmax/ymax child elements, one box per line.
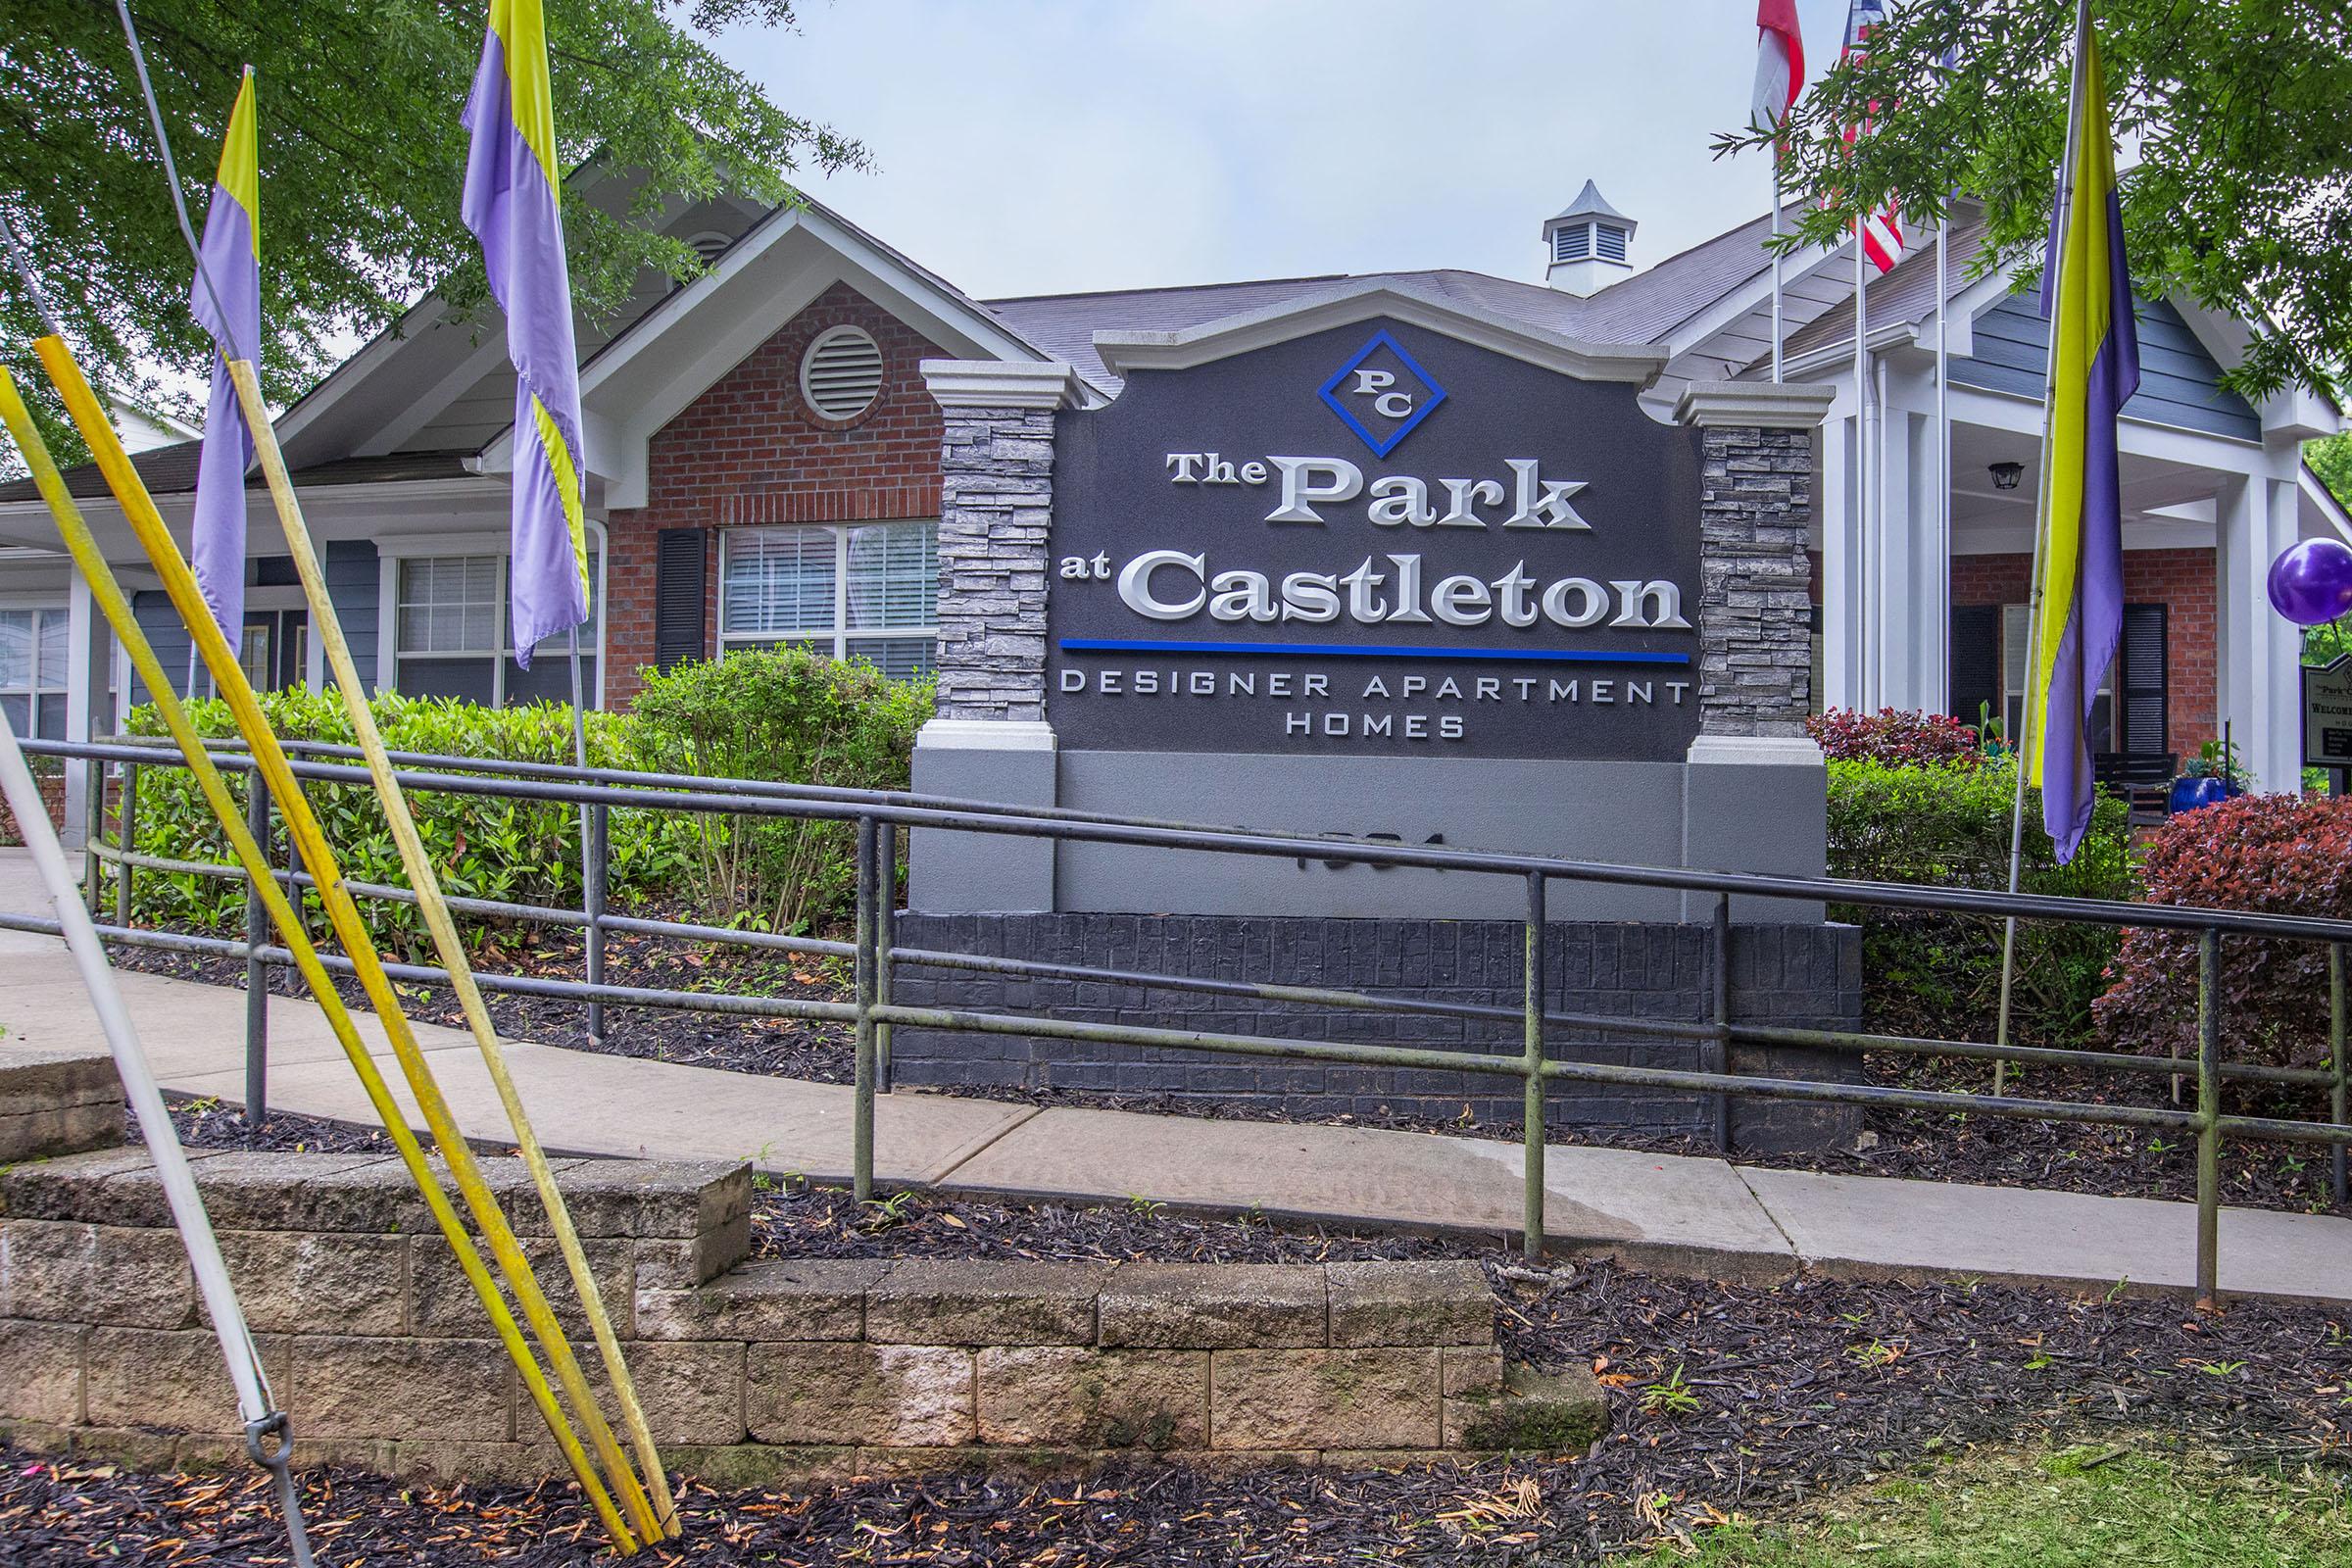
<box><xmin>1771</xmin><ymin>217</ymin><xmax>1994</xmax><ymax>367</ymax></box>
<box><xmin>986</xmin><ymin>204</ymin><xmax>1794</xmax><ymax>393</ymax></box>
<box><xmin>0</xmin><ymin>445</ymin><xmax>475</xmax><ymax>506</ymax></box>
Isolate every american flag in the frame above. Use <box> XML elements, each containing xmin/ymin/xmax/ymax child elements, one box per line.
<box><xmin>1841</xmin><ymin>0</ymin><xmax>1905</xmax><ymax>273</ymax></box>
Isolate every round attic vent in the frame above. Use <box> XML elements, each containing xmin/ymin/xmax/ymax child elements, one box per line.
<box><xmin>801</xmin><ymin>324</ymin><xmax>885</xmax><ymax>421</ymax></box>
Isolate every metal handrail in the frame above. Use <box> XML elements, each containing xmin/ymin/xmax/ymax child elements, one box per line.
<box><xmin>20</xmin><ymin>732</ymin><xmax>2352</xmax><ymax>1302</ymax></box>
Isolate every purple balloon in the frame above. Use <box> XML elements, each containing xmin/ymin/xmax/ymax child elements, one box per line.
<box><xmin>2268</xmin><ymin>538</ymin><xmax>2352</xmax><ymax>627</ymax></box>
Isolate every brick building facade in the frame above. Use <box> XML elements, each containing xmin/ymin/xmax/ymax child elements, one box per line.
<box><xmin>1950</xmin><ymin>547</ymin><xmax>2219</xmax><ymax>758</ymax></box>
<box><xmin>601</xmin><ymin>282</ymin><xmax>950</xmax><ymax>706</ymax></box>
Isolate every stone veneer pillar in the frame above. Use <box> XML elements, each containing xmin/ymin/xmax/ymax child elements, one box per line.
<box><xmin>1676</xmin><ymin>381</ymin><xmax>1838</xmax><ymax>921</ymax></box>
<box><xmin>909</xmin><ymin>361</ymin><xmax>1087</xmax><ymax>913</ymax></box>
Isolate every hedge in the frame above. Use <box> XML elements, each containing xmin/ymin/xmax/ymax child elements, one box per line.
<box><xmin>2096</xmin><ymin>793</ymin><xmax>2352</xmax><ymax>1080</ymax></box>
<box><xmin>1827</xmin><ymin>757</ymin><xmax>2133</xmax><ymax>1048</ymax></box>
<box><xmin>121</xmin><ymin>648</ymin><xmax>932</xmax><ymax>952</ymax></box>
<box><xmin>630</xmin><ymin>645</ymin><xmax>932</xmax><ymax>935</ymax></box>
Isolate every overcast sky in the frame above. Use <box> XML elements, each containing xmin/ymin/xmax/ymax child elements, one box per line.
<box><xmin>722</xmin><ymin>0</ymin><xmax>1860</xmax><ymax>301</ymax></box>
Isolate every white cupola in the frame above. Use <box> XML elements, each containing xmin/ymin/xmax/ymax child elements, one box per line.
<box><xmin>1543</xmin><ymin>180</ymin><xmax>1636</xmax><ymax>296</ymax></box>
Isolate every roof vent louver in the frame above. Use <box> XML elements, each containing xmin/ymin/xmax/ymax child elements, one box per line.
<box><xmin>801</xmin><ymin>325</ymin><xmax>885</xmax><ymax>421</ymax></box>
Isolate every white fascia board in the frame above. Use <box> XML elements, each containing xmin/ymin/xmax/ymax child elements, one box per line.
<box><xmin>1947</xmin><ymin>381</ymin><xmax>2266</xmax><ymax>466</ymax></box>
<box><xmin>357</xmin><ymin>331</ymin><xmax>514</xmax><ymax>458</ymax></box>
<box><xmin>2302</xmin><ymin>466</ymin><xmax>2352</xmax><ymax>545</ymax></box>
<box><xmin>1093</xmin><ymin>279</ymin><xmax>1670</xmax><ymax>387</ymax></box>
<box><xmin>1778</xmin><ymin>318</ymin><xmax>1921</xmax><ymax>381</ymax></box>
<box><xmin>273</xmin><ymin>295</ymin><xmax>458</xmax><ymax>463</ymax></box>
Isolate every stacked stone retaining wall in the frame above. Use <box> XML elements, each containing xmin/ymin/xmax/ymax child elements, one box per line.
<box><xmin>0</xmin><ymin>1144</ymin><xmax>1600</xmax><ymax>1484</ymax></box>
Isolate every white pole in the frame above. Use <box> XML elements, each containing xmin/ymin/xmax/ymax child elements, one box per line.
<box><xmin>1771</xmin><ymin>142</ymin><xmax>1786</xmax><ymax>384</ymax></box>
<box><xmin>0</xmin><ymin>703</ymin><xmax>312</xmax><ymax>1562</ymax></box>
<box><xmin>1995</xmin><ymin>0</ymin><xmax>2093</xmax><ymax>1086</ymax></box>
<box><xmin>1936</xmin><ymin>209</ymin><xmax>1952</xmax><ymax>712</ymax></box>
<box><xmin>1854</xmin><ymin>228</ymin><xmax>1871</xmax><ymax>710</ymax></box>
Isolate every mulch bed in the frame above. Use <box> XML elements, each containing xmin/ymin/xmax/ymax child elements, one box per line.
<box><xmin>19</xmin><ymin>1110</ymin><xmax>2352</xmax><ymax>1564</ymax></box>
<box><xmin>104</xmin><ymin>919</ymin><xmax>2352</xmax><ymax>1221</ymax></box>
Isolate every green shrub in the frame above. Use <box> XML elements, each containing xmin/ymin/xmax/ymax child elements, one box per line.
<box><xmin>627</xmin><ymin>646</ymin><xmax>932</xmax><ymax>934</ymax></box>
<box><xmin>1827</xmin><ymin>757</ymin><xmax>2134</xmax><ymax>1048</ymax></box>
<box><xmin>122</xmin><ymin>687</ymin><xmax>697</xmax><ymax>954</ymax></box>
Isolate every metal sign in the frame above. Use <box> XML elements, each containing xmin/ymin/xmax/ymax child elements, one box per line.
<box><xmin>1047</xmin><ymin>318</ymin><xmax>1703</xmax><ymax>760</ymax></box>
<box><xmin>2303</xmin><ymin>655</ymin><xmax>2352</xmax><ymax>768</ymax></box>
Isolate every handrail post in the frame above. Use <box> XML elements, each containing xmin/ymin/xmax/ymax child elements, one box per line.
<box><xmin>2196</xmin><ymin>927</ymin><xmax>2222</xmax><ymax>1309</ymax></box>
<box><xmin>82</xmin><ymin>745</ymin><xmax>105</xmax><ymax>918</ymax></box>
<box><xmin>114</xmin><ymin>758</ymin><xmax>138</xmax><ymax>928</ymax></box>
<box><xmin>243</xmin><ymin>764</ymin><xmax>270</xmax><ymax>1133</ymax></box>
<box><xmin>2331</xmin><ymin>942</ymin><xmax>2346</xmax><ymax>1209</ymax></box>
<box><xmin>875</xmin><ymin>822</ymin><xmax>896</xmax><ymax>1095</ymax></box>
<box><xmin>585</xmin><ymin>801</ymin><xmax>609</xmax><ymax>1046</ymax></box>
<box><xmin>1522</xmin><ymin>870</ymin><xmax>1547</xmax><ymax>1258</ymax></box>
<box><xmin>853</xmin><ymin>813</ymin><xmax>879</xmax><ymax>1202</ymax></box>
<box><xmin>1709</xmin><ymin>891</ymin><xmax>1732</xmax><ymax>1152</ymax></box>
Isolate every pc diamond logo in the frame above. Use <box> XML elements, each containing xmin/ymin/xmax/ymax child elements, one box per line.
<box><xmin>1318</xmin><ymin>329</ymin><xmax>1446</xmax><ymax>458</ymax></box>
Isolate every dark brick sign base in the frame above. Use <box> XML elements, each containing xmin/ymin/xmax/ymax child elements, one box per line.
<box><xmin>890</xmin><ymin>916</ymin><xmax>1862</xmax><ymax>1153</ymax></box>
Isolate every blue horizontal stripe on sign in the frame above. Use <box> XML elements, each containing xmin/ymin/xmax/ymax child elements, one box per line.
<box><xmin>1058</xmin><ymin>638</ymin><xmax>1690</xmax><ymax>666</ymax></box>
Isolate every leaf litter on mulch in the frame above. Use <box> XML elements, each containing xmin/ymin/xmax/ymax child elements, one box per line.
<box><xmin>23</xmin><ymin>1102</ymin><xmax>2352</xmax><ymax>1565</ymax></box>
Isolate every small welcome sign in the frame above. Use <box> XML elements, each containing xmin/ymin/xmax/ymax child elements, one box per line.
<box><xmin>1047</xmin><ymin>316</ymin><xmax>1703</xmax><ymax>760</ymax></box>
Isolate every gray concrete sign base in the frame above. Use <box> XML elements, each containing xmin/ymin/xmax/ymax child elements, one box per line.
<box><xmin>6</xmin><ymin>849</ymin><xmax>2351</xmax><ymax>1307</ymax></box>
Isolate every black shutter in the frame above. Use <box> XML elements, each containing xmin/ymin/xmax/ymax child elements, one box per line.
<box><xmin>1949</xmin><ymin>604</ymin><xmax>2001</xmax><ymax>731</ymax></box>
<box><xmin>653</xmin><ymin>528</ymin><xmax>709</xmax><ymax>670</ymax></box>
<box><xmin>2120</xmin><ymin>602</ymin><xmax>2168</xmax><ymax>755</ymax></box>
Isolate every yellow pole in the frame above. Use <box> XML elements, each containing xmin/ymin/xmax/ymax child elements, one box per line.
<box><xmin>32</xmin><ymin>339</ymin><xmax>662</xmax><ymax>1545</ymax></box>
<box><xmin>0</xmin><ymin>366</ymin><xmax>640</xmax><ymax>1552</ymax></box>
<box><xmin>219</xmin><ymin>359</ymin><xmax>679</xmax><ymax>1536</ymax></box>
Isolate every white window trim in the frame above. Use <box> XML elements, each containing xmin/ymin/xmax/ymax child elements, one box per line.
<box><xmin>716</xmin><ymin>521</ymin><xmax>939</xmax><ymax>668</ymax></box>
<box><xmin>376</xmin><ymin>520</ymin><xmax>610</xmax><ymax>707</ymax></box>
<box><xmin>0</xmin><ymin>603</ymin><xmax>72</xmax><ymax>741</ymax></box>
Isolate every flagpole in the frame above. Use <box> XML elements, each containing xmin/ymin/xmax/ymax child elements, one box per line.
<box><xmin>1995</xmin><ymin>0</ymin><xmax>2092</xmax><ymax>1092</ymax></box>
<box><xmin>1936</xmin><ymin>209</ymin><xmax>1950</xmax><ymax>711</ymax></box>
<box><xmin>1771</xmin><ymin>142</ymin><xmax>1786</xmax><ymax>383</ymax></box>
<box><xmin>565</xmin><ymin>621</ymin><xmax>598</xmax><ymax>1049</ymax></box>
<box><xmin>1854</xmin><ymin>225</ymin><xmax>1871</xmax><ymax>710</ymax></box>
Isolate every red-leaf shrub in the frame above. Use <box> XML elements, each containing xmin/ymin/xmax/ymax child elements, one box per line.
<box><xmin>2096</xmin><ymin>794</ymin><xmax>2352</xmax><ymax>1077</ymax></box>
<box><xmin>1807</xmin><ymin>707</ymin><xmax>1985</xmax><ymax>767</ymax></box>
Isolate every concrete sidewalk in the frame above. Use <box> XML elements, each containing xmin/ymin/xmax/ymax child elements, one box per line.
<box><xmin>4</xmin><ymin>847</ymin><xmax>2348</xmax><ymax>1306</ymax></box>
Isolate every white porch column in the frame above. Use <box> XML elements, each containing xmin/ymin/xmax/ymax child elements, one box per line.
<box><xmin>1862</xmin><ymin>376</ymin><xmax>1948</xmax><ymax>713</ymax></box>
<box><xmin>58</xmin><ymin>567</ymin><xmax>110</xmax><ymax>853</ymax></box>
<box><xmin>2215</xmin><ymin>459</ymin><xmax>2304</xmax><ymax>792</ymax></box>
<box><xmin>1818</xmin><ymin>408</ymin><xmax>1864</xmax><ymax>711</ymax></box>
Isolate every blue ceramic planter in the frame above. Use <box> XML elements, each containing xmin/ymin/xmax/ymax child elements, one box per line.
<box><xmin>2168</xmin><ymin>775</ymin><xmax>2244</xmax><ymax>814</ymax></box>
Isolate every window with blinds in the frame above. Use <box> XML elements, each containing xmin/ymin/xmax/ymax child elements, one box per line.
<box><xmin>0</xmin><ymin>606</ymin><xmax>70</xmax><ymax>740</ymax></box>
<box><xmin>1595</xmin><ymin>223</ymin><xmax>1628</xmax><ymax>263</ymax></box>
<box><xmin>394</xmin><ymin>551</ymin><xmax>601</xmax><ymax>707</ymax></box>
<box><xmin>1552</xmin><ymin>225</ymin><xmax>1591</xmax><ymax>264</ymax></box>
<box><xmin>719</xmin><ymin>521</ymin><xmax>939</xmax><ymax>680</ymax></box>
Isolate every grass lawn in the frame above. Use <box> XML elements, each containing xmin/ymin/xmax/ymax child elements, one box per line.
<box><xmin>1654</xmin><ymin>1441</ymin><xmax>2352</xmax><ymax>1566</ymax></box>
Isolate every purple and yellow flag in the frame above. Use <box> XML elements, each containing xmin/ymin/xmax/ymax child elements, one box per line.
<box><xmin>189</xmin><ymin>67</ymin><xmax>260</xmax><ymax>644</ymax></box>
<box><xmin>461</xmin><ymin>0</ymin><xmax>589</xmax><ymax>669</ymax></box>
<box><xmin>2023</xmin><ymin>19</ymin><xmax>2139</xmax><ymax>862</ymax></box>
